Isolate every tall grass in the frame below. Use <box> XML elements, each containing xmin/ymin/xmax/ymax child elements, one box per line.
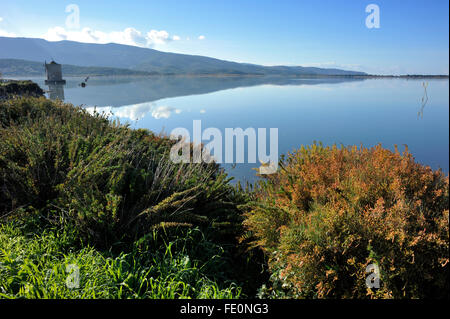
<box><xmin>0</xmin><ymin>223</ymin><xmax>241</xmax><ymax>299</ymax></box>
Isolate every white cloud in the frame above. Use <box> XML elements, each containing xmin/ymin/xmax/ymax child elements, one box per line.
<box><xmin>0</xmin><ymin>17</ymin><xmax>15</xmax><ymax>36</ymax></box>
<box><xmin>0</xmin><ymin>29</ymin><xmax>16</xmax><ymax>37</ymax></box>
<box><xmin>146</xmin><ymin>30</ymin><xmax>170</xmax><ymax>45</ymax></box>
<box><xmin>172</xmin><ymin>35</ymin><xmax>181</xmax><ymax>41</ymax></box>
<box><xmin>198</xmin><ymin>35</ymin><xmax>205</xmax><ymax>40</ymax></box>
<box><xmin>43</xmin><ymin>26</ymin><xmax>176</xmax><ymax>48</ymax></box>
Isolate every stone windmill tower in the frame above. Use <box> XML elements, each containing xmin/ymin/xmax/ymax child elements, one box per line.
<box><xmin>45</xmin><ymin>61</ymin><xmax>66</xmax><ymax>84</ymax></box>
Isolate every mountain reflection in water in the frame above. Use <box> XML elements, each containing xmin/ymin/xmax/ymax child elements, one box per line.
<box><xmin>45</xmin><ymin>75</ymin><xmax>364</xmax><ymax>107</ymax></box>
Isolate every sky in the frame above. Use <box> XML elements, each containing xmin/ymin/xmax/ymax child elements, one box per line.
<box><xmin>0</xmin><ymin>0</ymin><xmax>448</xmax><ymax>75</ymax></box>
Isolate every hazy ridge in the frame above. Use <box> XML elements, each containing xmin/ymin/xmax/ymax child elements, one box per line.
<box><xmin>0</xmin><ymin>36</ymin><xmax>367</xmax><ymax>76</ymax></box>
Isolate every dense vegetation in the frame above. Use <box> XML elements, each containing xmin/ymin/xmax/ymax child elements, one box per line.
<box><xmin>245</xmin><ymin>143</ymin><xmax>449</xmax><ymax>298</ymax></box>
<box><xmin>0</xmin><ymin>97</ymin><xmax>264</xmax><ymax>298</ymax></box>
<box><xmin>0</xmin><ymin>96</ymin><xmax>448</xmax><ymax>299</ymax></box>
<box><xmin>0</xmin><ymin>80</ymin><xmax>44</xmax><ymax>98</ymax></box>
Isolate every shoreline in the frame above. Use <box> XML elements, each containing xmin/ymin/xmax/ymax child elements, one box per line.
<box><xmin>3</xmin><ymin>73</ymin><xmax>449</xmax><ymax>80</ymax></box>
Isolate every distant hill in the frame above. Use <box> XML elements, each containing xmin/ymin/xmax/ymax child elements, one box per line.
<box><xmin>0</xmin><ymin>37</ymin><xmax>367</xmax><ymax>76</ymax></box>
<box><xmin>0</xmin><ymin>58</ymin><xmax>158</xmax><ymax>77</ymax></box>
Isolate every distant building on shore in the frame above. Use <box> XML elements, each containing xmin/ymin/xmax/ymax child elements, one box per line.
<box><xmin>45</xmin><ymin>61</ymin><xmax>66</xmax><ymax>84</ymax></box>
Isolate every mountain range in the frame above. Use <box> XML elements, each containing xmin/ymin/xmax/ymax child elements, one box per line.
<box><xmin>0</xmin><ymin>36</ymin><xmax>366</xmax><ymax>76</ymax></box>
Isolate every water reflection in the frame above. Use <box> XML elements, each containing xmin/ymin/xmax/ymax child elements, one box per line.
<box><xmin>47</xmin><ymin>83</ymin><xmax>65</xmax><ymax>101</ymax></box>
<box><xmin>30</xmin><ymin>75</ymin><xmax>447</xmax><ymax>183</ymax></box>
<box><xmin>43</xmin><ymin>75</ymin><xmax>366</xmax><ymax>107</ymax></box>
<box><xmin>418</xmin><ymin>82</ymin><xmax>429</xmax><ymax>119</ymax></box>
<box><xmin>85</xmin><ymin>102</ymin><xmax>182</xmax><ymax>121</ymax></box>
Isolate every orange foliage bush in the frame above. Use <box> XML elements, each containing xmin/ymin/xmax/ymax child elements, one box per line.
<box><xmin>245</xmin><ymin>143</ymin><xmax>449</xmax><ymax>298</ymax></box>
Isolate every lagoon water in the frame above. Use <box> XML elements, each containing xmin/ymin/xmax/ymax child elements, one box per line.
<box><xmin>28</xmin><ymin>76</ymin><xmax>449</xmax><ymax>184</ymax></box>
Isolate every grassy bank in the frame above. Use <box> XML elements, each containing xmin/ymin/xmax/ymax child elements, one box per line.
<box><xmin>0</xmin><ymin>224</ymin><xmax>245</xmax><ymax>298</ymax></box>
<box><xmin>0</xmin><ymin>97</ymin><xmax>265</xmax><ymax>298</ymax></box>
<box><xmin>0</xmin><ymin>96</ymin><xmax>448</xmax><ymax>299</ymax></box>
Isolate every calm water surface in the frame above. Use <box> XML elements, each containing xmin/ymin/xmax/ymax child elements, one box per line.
<box><xmin>29</xmin><ymin>76</ymin><xmax>449</xmax><ymax>184</ymax></box>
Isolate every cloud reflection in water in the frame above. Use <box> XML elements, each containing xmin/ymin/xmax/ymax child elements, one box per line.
<box><xmin>86</xmin><ymin>102</ymin><xmax>182</xmax><ymax>121</ymax></box>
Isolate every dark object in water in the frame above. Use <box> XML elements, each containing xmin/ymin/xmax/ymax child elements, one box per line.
<box><xmin>80</xmin><ymin>76</ymin><xmax>89</xmax><ymax>88</ymax></box>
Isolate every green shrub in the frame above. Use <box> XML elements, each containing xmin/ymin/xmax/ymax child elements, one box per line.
<box><xmin>244</xmin><ymin>143</ymin><xmax>449</xmax><ymax>298</ymax></box>
<box><xmin>0</xmin><ymin>97</ymin><xmax>264</xmax><ymax>298</ymax></box>
<box><xmin>0</xmin><ymin>80</ymin><xmax>44</xmax><ymax>98</ymax></box>
<box><xmin>0</xmin><ymin>97</ymin><xmax>244</xmax><ymax>248</ymax></box>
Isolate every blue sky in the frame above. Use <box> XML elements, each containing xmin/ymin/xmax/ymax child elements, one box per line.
<box><xmin>0</xmin><ymin>0</ymin><xmax>448</xmax><ymax>74</ymax></box>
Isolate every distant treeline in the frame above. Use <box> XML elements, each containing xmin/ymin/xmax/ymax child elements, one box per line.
<box><xmin>0</xmin><ymin>58</ymin><xmax>159</xmax><ymax>77</ymax></box>
<box><xmin>1</xmin><ymin>58</ymin><xmax>448</xmax><ymax>79</ymax></box>
<box><xmin>357</xmin><ymin>74</ymin><xmax>449</xmax><ymax>79</ymax></box>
